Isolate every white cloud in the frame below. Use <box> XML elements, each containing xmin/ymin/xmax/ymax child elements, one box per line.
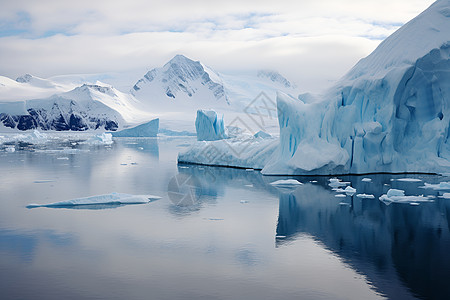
<box><xmin>0</xmin><ymin>0</ymin><xmax>435</xmax><ymax>92</ymax></box>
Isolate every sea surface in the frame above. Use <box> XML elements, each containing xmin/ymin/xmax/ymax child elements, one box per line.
<box><xmin>0</xmin><ymin>135</ymin><xmax>449</xmax><ymax>300</ymax></box>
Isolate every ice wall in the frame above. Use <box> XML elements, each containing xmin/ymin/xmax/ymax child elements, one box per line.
<box><xmin>195</xmin><ymin>109</ymin><xmax>228</xmax><ymax>141</ymax></box>
<box><xmin>112</xmin><ymin>118</ymin><xmax>159</xmax><ymax>137</ymax></box>
<box><xmin>263</xmin><ymin>0</ymin><xmax>450</xmax><ymax>175</ymax></box>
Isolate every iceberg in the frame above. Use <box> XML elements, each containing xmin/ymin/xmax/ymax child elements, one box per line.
<box><xmin>195</xmin><ymin>109</ymin><xmax>228</xmax><ymax>141</ymax></box>
<box><xmin>27</xmin><ymin>192</ymin><xmax>161</xmax><ymax>208</ymax></box>
<box><xmin>379</xmin><ymin>189</ymin><xmax>433</xmax><ymax>205</ymax></box>
<box><xmin>178</xmin><ymin>1</ymin><xmax>450</xmax><ymax>175</ymax></box>
<box><xmin>269</xmin><ymin>179</ymin><xmax>303</xmax><ymax>186</ymax></box>
<box><xmin>111</xmin><ymin>118</ymin><xmax>159</xmax><ymax>137</ymax></box>
<box><xmin>262</xmin><ymin>0</ymin><xmax>450</xmax><ymax>175</ymax></box>
<box><xmin>420</xmin><ymin>181</ymin><xmax>450</xmax><ymax>190</ymax></box>
<box><xmin>84</xmin><ymin>132</ymin><xmax>113</xmax><ymax>145</ymax></box>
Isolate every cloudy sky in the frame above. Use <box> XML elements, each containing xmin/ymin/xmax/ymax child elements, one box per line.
<box><xmin>0</xmin><ymin>0</ymin><xmax>435</xmax><ymax>92</ymax></box>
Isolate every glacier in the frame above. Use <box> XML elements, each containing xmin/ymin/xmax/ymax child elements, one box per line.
<box><xmin>179</xmin><ymin>0</ymin><xmax>450</xmax><ymax>175</ymax></box>
<box><xmin>195</xmin><ymin>109</ymin><xmax>228</xmax><ymax>141</ymax></box>
<box><xmin>112</xmin><ymin>118</ymin><xmax>159</xmax><ymax>137</ymax></box>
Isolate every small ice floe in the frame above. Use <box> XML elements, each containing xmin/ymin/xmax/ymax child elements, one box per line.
<box><xmin>310</xmin><ymin>180</ymin><xmax>318</xmax><ymax>183</ymax></box>
<box><xmin>56</xmin><ymin>157</ymin><xmax>69</xmax><ymax>160</ymax></box>
<box><xmin>33</xmin><ymin>180</ymin><xmax>55</xmax><ymax>183</ymax></box>
<box><xmin>85</xmin><ymin>133</ymin><xmax>113</xmax><ymax>145</ymax></box>
<box><xmin>395</xmin><ymin>178</ymin><xmax>422</xmax><ymax>182</ymax></box>
<box><xmin>361</xmin><ymin>178</ymin><xmax>372</xmax><ymax>182</ymax></box>
<box><xmin>339</xmin><ymin>202</ymin><xmax>351</xmax><ymax>206</ymax></box>
<box><xmin>208</xmin><ymin>218</ymin><xmax>224</xmax><ymax>221</ymax></box>
<box><xmin>356</xmin><ymin>194</ymin><xmax>375</xmax><ymax>199</ymax></box>
<box><xmin>27</xmin><ymin>192</ymin><xmax>161</xmax><ymax>208</ymax></box>
<box><xmin>130</xmin><ymin>162</ymin><xmax>138</xmax><ymax>165</ymax></box>
<box><xmin>138</xmin><ymin>147</ymin><xmax>144</xmax><ymax>150</ymax></box>
<box><xmin>379</xmin><ymin>189</ymin><xmax>433</xmax><ymax>205</ymax></box>
<box><xmin>245</xmin><ymin>169</ymin><xmax>254</xmax><ymax>172</ymax></box>
<box><xmin>335</xmin><ymin>194</ymin><xmax>347</xmax><ymax>198</ymax></box>
<box><xmin>439</xmin><ymin>193</ymin><xmax>450</xmax><ymax>199</ymax></box>
<box><xmin>5</xmin><ymin>146</ymin><xmax>15</xmax><ymax>153</ymax></box>
<box><xmin>344</xmin><ymin>186</ymin><xmax>356</xmax><ymax>195</ymax></box>
<box><xmin>120</xmin><ymin>163</ymin><xmax>127</xmax><ymax>166</ymax></box>
<box><xmin>240</xmin><ymin>200</ymin><xmax>249</xmax><ymax>204</ymax></box>
<box><xmin>328</xmin><ymin>178</ymin><xmax>350</xmax><ymax>188</ymax></box>
<box><xmin>270</xmin><ymin>179</ymin><xmax>302</xmax><ymax>187</ymax></box>
<box><xmin>245</xmin><ymin>184</ymin><xmax>254</xmax><ymax>188</ymax></box>
<box><xmin>276</xmin><ymin>235</ymin><xmax>287</xmax><ymax>239</ymax></box>
<box><xmin>178</xmin><ymin>166</ymin><xmax>189</xmax><ymax>169</ymax></box>
<box><xmin>420</xmin><ymin>182</ymin><xmax>450</xmax><ymax>190</ymax></box>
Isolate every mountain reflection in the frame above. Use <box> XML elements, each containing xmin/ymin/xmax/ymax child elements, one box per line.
<box><xmin>276</xmin><ymin>179</ymin><xmax>450</xmax><ymax>300</ymax></box>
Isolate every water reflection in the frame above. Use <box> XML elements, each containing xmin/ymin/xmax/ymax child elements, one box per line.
<box><xmin>275</xmin><ymin>177</ymin><xmax>450</xmax><ymax>300</ymax></box>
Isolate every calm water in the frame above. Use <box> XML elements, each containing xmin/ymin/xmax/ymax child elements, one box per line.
<box><xmin>0</xmin><ymin>136</ymin><xmax>450</xmax><ymax>300</ymax></box>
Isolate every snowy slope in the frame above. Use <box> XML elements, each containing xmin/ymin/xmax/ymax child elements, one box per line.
<box><xmin>0</xmin><ymin>74</ymin><xmax>75</xmax><ymax>102</ymax></box>
<box><xmin>132</xmin><ymin>55</ymin><xmax>229</xmax><ymax>110</ymax></box>
<box><xmin>0</xmin><ymin>83</ymin><xmax>151</xmax><ymax>131</ymax></box>
<box><xmin>263</xmin><ymin>0</ymin><xmax>450</xmax><ymax>175</ymax></box>
<box><xmin>131</xmin><ymin>55</ymin><xmax>298</xmax><ymax>133</ymax></box>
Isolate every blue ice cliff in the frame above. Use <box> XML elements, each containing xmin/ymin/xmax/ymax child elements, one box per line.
<box><xmin>195</xmin><ymin>109</ymin><xmax>228</xmax><ymax>141</ymax></box>
<box><xmin>263</xmin><ymin>0</ymin><xmax>450</xmax><ymax>175</ymax></box>
<box><xmin>180</xmin><ymin>0</ymin><xmax>450</xmax><ymax>175</ymax></box>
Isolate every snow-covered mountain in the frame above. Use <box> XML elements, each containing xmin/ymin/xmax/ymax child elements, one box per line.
<box><xmin>132</xmin><ymin>54</ymin><xmax>229</xmax><ymax>108</ymax></box>
<box><xmin>131</xmin><ymin>54</ymin><xmax>298</xmax><ymax>112</ymax></box>
<box><xmin>264</xmin><ymin>0</ymin><xmax>450</xmax><ymax>174</ymax></box>
<box><xmin>0</xmin><ymin>83</ymin><xmax>149</xmax><ymax>131</ymax></box>
<box><xmin>0</xmin><ymin>74</ymin><xmax>76</xmax><ymax>102</ymax></box>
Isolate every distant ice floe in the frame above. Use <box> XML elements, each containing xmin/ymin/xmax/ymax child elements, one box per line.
<box><xmin>27</xmin><ymin>192</ymin><xmax>161</xmax><ymax>208</ymax></box>
<box><xmin>379</xmin><ymin>189</ymin><xmax>433</xmax><ymax>205</ymax></box>
<box><xmin>420</xmin><ymin>182</ymin><xmax>450</xmax><ymax>190</ymax></box>
<box><xmin>344</xmin><ymin>186</ymin><xmax>356</xmax><ymax>195</ymax></box>
<box><xmin>356</xmin><ymin>194</ymin><xmax>375</xmax><ymax>199</ymax></box>
<box><xmin>328</xmin><ymin>178</ymin><xmax>350</xmax><ymax>188</ymax></box>
<box><xmin>361</xmin><ymin>178</ymin><xmax>372</xmax><ymax>182</ymax></box>
<box><xmin>84</xmin><ymin>133</ymin><xmax>113</xmax><ymax>145</ymax></box>
<box><xmin>394</xmin><ymin>178</ymin><xmax>422</xmax><ymax>182</ymax></box>
<box><xmin>270</xmin><ymin>179</ymin><xmax>303</xmax><ymax>186</ymax></box>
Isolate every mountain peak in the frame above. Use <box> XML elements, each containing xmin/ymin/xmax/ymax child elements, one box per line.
<box><xmin>16</xmin><ymin>74</ymin><xmax>33</xmax><ymax>83</ymax></box>
<box><xmin>257</xmin><ymin>70</ymin><xmax>293</xmax><ymax>88</ymax></box>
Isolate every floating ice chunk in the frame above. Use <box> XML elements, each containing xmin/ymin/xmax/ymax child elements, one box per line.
<box><xmin>245</xmin><ymin>169</ymin><xmax>254</xmax><ymax>171</ymax></box>
<box><xmin>441</xmin><ymin>193</ymin><xmax>450</xmax><ymax>199</ymax></box>
<box><xmin>387</xmin><ymin>189</ymin><xmax>405</xmax><ymax>197</ymax></box>
<box><xmin>335</xmin><ymin>194</ymin><xmax>347</xmax><ymax>198</ymax></box>
<box><xmin>361</xmin><ymin>178</ymin><xmax>372</xmax><ymax>182</ymax></box>
<box><xmin>56</xmin><ymin>157</ymin><xmax>69</xmax><ymax>160</ymax></box>
<box><xmin>270</xmin><ymin>179</ymin><xmax>302</xmax><ymax>186</ymax></box>
<box><xmin>356</xmin><ymin>194</ymin><xmax>375</xmax><ymax>199</ymax></box>
<box><xmin>328</xmin><ymin>178</ymin><xmax>350</xmax><ymax>188</ymax></box>
<box><xmin>195</xmin><ymin>109</ymin><xmax>228</xmax><ymax>141</ymax></box>
<box><xmin>33</xmin><ymin>180</ymin><xmax>54</xmax><ymax>183</ymax></box>
<box><xmin>111</xmin><ymin>118</ymin><xmax>159</xmax><ymax>137</ymax></box>
<box><xmin>27</xmin><ymin>192</ymin><xmax>161</xmax><ymax>208</ymax></box>
<box><xmin>379</xmin><ymin>189</ymin><xmax>433</xmax><ymax>205</ymax></box>
<box><xmin>85</xmin><ymin>133</ymin><xmax>113</xmax><ymax>145</ymax></box>
<box><xmin>245</xmin><ymin>184</ymin><xmax>253</xmax><ymax>188</ymax></box>
<box><xmin>420</xmin><ymin>182</ymin><xmax>450</xmax><ymax>190</ymax></box>
<box><xmin>395</xmin><ymin>178</ymin><xmax>422</xmax><ymax>182</ymax></box>
<box><xmin>254</xmin><ymin>131</ymin><xmax>272</xmax><ymax>139</ymax></box>
<box><xmin>5</xmin><ymin>146</ymin><xmax>15</xmax><ymax>153</ymax></box>
<box><xmin>344</xmin><ymin>186</ymin><xmax>356</xmax><ymax>195</ymax></box>
<box><xmin>240</xmin><ymin>200</ymin><xmax>249</xmax><ymax>204</ymax></box>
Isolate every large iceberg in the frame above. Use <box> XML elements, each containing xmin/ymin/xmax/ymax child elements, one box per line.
<box><xmin>179</xmin><ymin>0</ymin><xmax>450</xmax><ymax>175</ymax></box>
<box><xmin>195</xmin><ymin>109</ymin><xmax>228</xmax><ymax>141</ymax></box>
<box><xmin>264</xmin><ymin>0</ymin><xmax>450</xmax><ymax>175</ymax></box>
<box><xmin>111</xmin><ymin>118</ymin><xmax>159</xmax><ymax>137</ymax></box>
